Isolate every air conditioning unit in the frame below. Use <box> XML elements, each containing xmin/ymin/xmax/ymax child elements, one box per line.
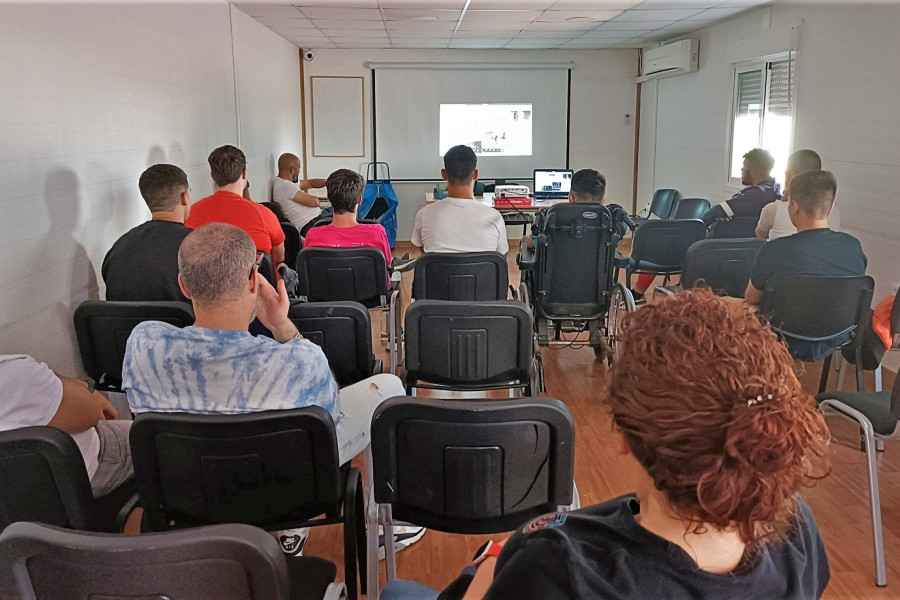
<box><xmin>637</xmin><ymin>39</ymin><xmax>699</xmax><ymax>82</ymax></box>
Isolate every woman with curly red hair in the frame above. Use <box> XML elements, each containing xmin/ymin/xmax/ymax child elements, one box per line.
<box><xmin>457</xmin><ymin>289</ymin><xmax>832</xmax><ymax>599</ymax></box>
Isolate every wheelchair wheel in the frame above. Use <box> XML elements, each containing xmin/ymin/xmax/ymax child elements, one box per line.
<box><xmin>605</xmin><ymin>283</ymin><xmax>636</xmax><ymax>367</ymax></box>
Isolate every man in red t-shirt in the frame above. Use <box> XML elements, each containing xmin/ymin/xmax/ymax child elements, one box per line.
<box><xmin>186</xmin><ymin>145</ymin><xmax>286</xmax><ymax>267</ymax></box>
<box><xmin>304</xmin><ymin>169</ymin><xmax>393</xmax><ymax>267</ymax></box>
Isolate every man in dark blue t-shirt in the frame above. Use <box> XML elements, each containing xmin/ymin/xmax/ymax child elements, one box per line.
<box><xmin>745</xmin><ymin>169</ymin><xmax>866</xmax><ymax>359</ymax></box>
<box><xmin>703</xmin><ymin>147</ymin><xmax>780</xmax><ymax>227</ymax></box>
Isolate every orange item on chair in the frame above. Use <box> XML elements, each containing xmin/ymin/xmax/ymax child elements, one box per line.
<box><xmin>871</xmin><ymin>295</ymin><xmax>895</xmax><ymax>350</ymax></box>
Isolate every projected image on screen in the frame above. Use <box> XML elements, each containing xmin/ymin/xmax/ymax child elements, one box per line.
<box><xmin>439</xmin><ymin>103</ymin><xmax>532</xmax><ymax>157</ymax></box>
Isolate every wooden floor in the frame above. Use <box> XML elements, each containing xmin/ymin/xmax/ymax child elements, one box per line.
<box><xmin>305</xmin><ymin>243</ymin><xmax>900</xmax><ymax>599</ymax></box>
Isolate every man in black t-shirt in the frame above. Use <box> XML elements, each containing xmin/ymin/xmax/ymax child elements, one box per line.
<box><xmin>102</xmin><ymin>164</ymin><xmax>192</xmax><ymax>302</ymax></box>
<box><xmin>745</xmin><ymin>170</ymin><xmax>866</xmax><ymax>360</ymax></box>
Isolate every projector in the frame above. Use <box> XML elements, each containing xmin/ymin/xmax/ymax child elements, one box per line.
<box><xmin>495</xmin><ymin>185</ymin><xmax>531</xmax><ymax>198</ymax></box>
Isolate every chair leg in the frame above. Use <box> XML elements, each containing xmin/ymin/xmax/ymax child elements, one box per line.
<box><xmin>818</xmin><ymin>353</ymin><xmax>833</xmax><ymax>394</ymax></box>
<box><xmin>820</xmin><ymin>400</ymin><xmax>887</xmax><ymax>587</ymax></box>
<box><xmin>837</xmin><ymin>360</ymin><xmax>848</xmax><ymax>391</ymax></box>
<box><xmin>343</xmin><ymin>470</ymin><xmax>360</xmax><ymax>600</ymax></box>
<box><xmin>355</xmin><ymin>471</ymin><xmax>367</xmax><ymax>595</ymax></box>
<box><xmin>381</xmin><ymin>503</ymin><xmax>397</xmax><ymax>581</ymax></box>
<box><xmin>862</xmin><ymin>420</ymin><xmax>888</xmax><ymax>587</ymax></box>
<box><xmin>875</xmin><ymin>364</ymin><xmax>883</xmax><ymax>393</ymax></box>
<box><xmin>856</xmin><ymin>346</ymin><xmax>865</xmax><ymax>393</ymax></box>
<box><xmin>365</xmin><ymin>450</ymin><xmax>380</xmax><ymax>600</ymax></box>
<box><xmin>834</xmin><ymin>351</ymin><xmax>843</xmax><ymax>371</ymax></box>
<box><xmin>625</xmin><ymin>269</ymin><xmax>632</xmax><ymax>289</ymax></box>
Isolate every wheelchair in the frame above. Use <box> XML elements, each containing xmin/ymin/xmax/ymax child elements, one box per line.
<box><xmin>517</xmin><ymin>202</ymin><xmax>636</xmax><ymax>365</ymax></box>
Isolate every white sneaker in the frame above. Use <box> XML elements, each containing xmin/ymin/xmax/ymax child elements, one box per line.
<box><xmin>378</xmin><ymin>525</ymin><xmax>426</xmax><ymax>560</ymax></box>
<box><xmin>277</xmin><ymin>527</ymin><xmax>310</xmax><ymax>556</ymax></box>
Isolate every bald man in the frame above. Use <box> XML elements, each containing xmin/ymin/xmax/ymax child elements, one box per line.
<box><xmin>272</xmin><ymin>153</ymin><xmax>327</xmax><ymax>230</ymax></box>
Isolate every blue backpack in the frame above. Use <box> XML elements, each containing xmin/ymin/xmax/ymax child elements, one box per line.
<box><xmin>360</xmin><ymin>162</ymin><xmax>399</xmax><ymax>248</ymax></box>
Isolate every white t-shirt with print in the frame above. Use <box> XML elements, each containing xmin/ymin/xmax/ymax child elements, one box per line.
<box><xmin>411</xmin><ymin>197</ymin><xmax>509</xmax><ymax>254</ymax></box>
<box><xmin>0</xmin><ymin>355</ymin><xmax>100</xmax><ymax>478</ymax></box>
<box><xmin>272</xmin><ymin>177</ymin><xmax>322</xmax><ymax>229</ymax></box>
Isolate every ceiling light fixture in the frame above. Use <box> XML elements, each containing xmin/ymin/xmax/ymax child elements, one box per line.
<box><xmin>409</xmin><ymin>16</ymin><xmax>439</xmax><ymax>21</ymax></box>
<box><xmin>565</xmin><ymin>16</ymin><xmax>593</xmax><ymax>22</ymax></box>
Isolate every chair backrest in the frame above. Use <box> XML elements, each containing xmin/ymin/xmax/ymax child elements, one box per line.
<box><xmin>630</xmin><ymin>219</ymin><xmax>708</xmax><ymax>271</ymax></box>
<box><xmin>371</xmin><ymin>396</ymin><xmax>574</xmax><ymax>534</ymax></box>
<box><xmin>287</xmin><ymin>301</ymin><xmax>375</xmax><ymax>387</ymax></box>
<box><xmin>890</xmin><ymin>293</ymin><xmax>900</xmax><ymax>341</ymax></box>
<box><xmin>533</xmin><ymin>203</ymin><xmax>620</xmax><ymax>319</ymax></box>
<box><xmin>681</xmin><ymin>238</ymin><xmax>764</xmax><ymax>298</ymax></box>
<box><xmin>0</xmin><ymin>522</ymin><xmax>290</xmax><ymax>600</ymax></box>
<box><xmin>709</xmin><ymin>216</ymin><xmax>759</xmax><ymax>239</ymax></box>
<box><xmin>670</xmin><ymin>197</ymin><xmax>711</xmax><ymax>220</ymax></box>
<box><xmin>0</xmin><ymin>427</ymin><xmax>96</xmax><ymax>532</ymax></box>
<box><xmin>648</xmin><ymin>188</ymin><xmax>681</xmax><ymax>219</ymax></box>
<box><xmin>280</xmin><ymin>222</ymin><xmax>302</xmax><ymax>270</ymax></box>
<box><xmin>295</xmin><ymin>247</ymin><xmax>389</xmax><ymax>306</ymax></box>
<box><xmin>73</xmin><ymin>300</ymin><xmax>195</xmax><ymax>391</ymax></box>
<box><xmin>130</xmin><ymin>407</ymin><xmax>342</xmax><ymax>531</ymax></box>
<box><xmin>260</xmin><ymin>201</ymin><xmax>287</xmax><ymax>223</ymax></box>
<box><xmin>412</xmin><ymin>252</ymin><xmax>509</xmax><ymax>301</ymax></box>
<box><xmin>404</xmin><ymin>300</ymin><xmax>533</xmax><ymax>388</ymax></box>
<box><xmin>760</xmin><ymin>275</ymin><xmax>875</xmax><ymax>343</ymax></box>
<box><xmin>256</xmin><ymin>251</ymin><xmax>277</xmax><ymax>287</ymax></box>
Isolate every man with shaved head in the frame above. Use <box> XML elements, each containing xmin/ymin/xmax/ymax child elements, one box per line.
<box><xmin>273</xmin><ymin>152</ymin><xmax>328</xmax><ymax>230</ymax></box>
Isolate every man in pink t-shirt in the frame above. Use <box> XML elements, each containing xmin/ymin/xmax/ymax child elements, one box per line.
<box><xmin>304</xmin><ymin>169</ymin><xmax>393</xmax><ymax>268</ymax></box>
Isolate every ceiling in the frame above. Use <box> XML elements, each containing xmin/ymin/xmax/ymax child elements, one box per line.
<box><xmin>236</xmin><ymin>0</ymin><xmax>767</xmax><ymax>50</ymax></box>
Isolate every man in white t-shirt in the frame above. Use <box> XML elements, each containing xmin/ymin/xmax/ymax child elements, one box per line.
<box><xmin>0</xmin><ymin>354</ymin><xmax>133</xmax><ymax>497</ymax></box>
<box><xmin>411</xmin><ymin>145</ymin><xmax>509</xmax><ymax>254</ymax></box>
<box><xmin>756</xmin><ymin>149</ymin><xmax>841</xmax><ymax>240</ymax></box>
<box><xmin>272</xmin><ymin>153</ymin><xmax>327</xmax><ymax>230</ymax></box>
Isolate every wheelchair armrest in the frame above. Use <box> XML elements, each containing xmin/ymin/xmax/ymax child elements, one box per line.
<box><xmin>517</xmin><ymin>238</ymin><xmax>536</xmax><ymax>270</ymax></box>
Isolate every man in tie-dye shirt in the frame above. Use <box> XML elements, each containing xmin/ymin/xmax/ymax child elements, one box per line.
<box><xmin>122</xmin><ymin>222</ymin><xmax>405</xmax><ymax>467</ymax></box>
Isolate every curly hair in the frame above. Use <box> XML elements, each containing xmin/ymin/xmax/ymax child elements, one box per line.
<box><xmin>605</xmin><ymin>289</ymin><xmax>830</xmax><ymax>547</ymax></box>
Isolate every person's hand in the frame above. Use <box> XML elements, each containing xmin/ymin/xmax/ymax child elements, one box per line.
<box><xmin>99</xmin><ymin>394</ymin><xmax>118</xmax><ymax>420</ymax></box>
<box><xmin>255</xmin><ymin>272</ymin><xmax>298</xmax><ymax>342</ymax></box>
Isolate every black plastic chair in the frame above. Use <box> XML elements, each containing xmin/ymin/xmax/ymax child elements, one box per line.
<box><xmin>670</xmin><ymin>197</ymin><xmax>711</xmax><ymax>220</ymax></box>
<box><xmin>412</xmin><ymin>252</ymin><xmax>509</xmax><ymax>301</ymax></box>
<box><xmin>0</xmin><ymin>426</ymin><xmax>137</xmax><ymax>533</ymax></box>
<box><xmin>302</xmin><ymin>217</ymin><xmax>379</xmax><ymax>238</ymax></box>
<box><xmin>130</xmin><ymin>408</ymin><xmax>367</xmax><ymax>600</ymax></box>
<box><xmin>517</xmin><ymin>203</ymin><xmax>633</xmax><ymax>362</ymax></box>
<box><xmin>287</xmin><ymin>301</ymin><xmax>381</xmax><ymax>387</ymax></box>
<box><xmin>631</xmin><ymin>188</ymin><xmax>681</xmax><ymax>226</ymax></box>
<box><xmin>402</xmin><ymin>300</ymin><xmax>539</xmax><ymax>396</ymax></box>
<box><xmin>623</xmin><ymin>219</ymin><xmax>708</xmax><ymax>288</ymax></box>
<box><xmin>815</xmin><ymin>363</ymin><xmax>900</xmax><ymax>588</ymax></box>
<box><xmin>258</xmin><ymin>251</ymin><xmax>278</xmax><ymax>287</ymax></box>
<box><xmin>656</xmin><ymin>238</ymin><xmax>764</xmax><ymax>298</ymax></box>
<box><xmin>261</xmin><ymin>201</ymin><xmax>288</xmax><ymax>223</ymax></box>
<box><xmin>282</xmin><ymin>222</ymin><xmax>303</xmax><ymax>271</ymax></box>
<box><xmin>295</xmin><ymin>247</ymin><xmax>401</xmax><ymax>373</ymax></box>
<box><xmin>368</xmin><ymin>396</ymin><xmax>574</xmax><ymax>598</ymax></box>
<box><xmin>760</xmin><ymin>275</ymin><xmax>875</xmax><ymax>393</ymax></box>
<box><xmin>0</xmin><ymin>521</ymin><xmax>345</xmax><ymax>600</ymax></box>
<box><xmin>709</xmin><ymin>216</ymin><xmax>759</xmax><ymax>239</ymax></box>
<box><xmin>73</xmin><ymin>300</ymin><xmax>194</xmax><ymax>392</ymax></box>
<box><xmin>837</xmin><ymin>293</ymin><xmax>900</xmax><ymax>393</ymax></box>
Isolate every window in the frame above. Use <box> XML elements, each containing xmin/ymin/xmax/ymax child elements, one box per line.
<box><xmin>729</xmin><ymin>54</ymin><xmax>795</xmax><ymax>184</ymax></box>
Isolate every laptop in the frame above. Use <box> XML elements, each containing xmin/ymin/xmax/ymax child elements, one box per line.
<box><xmin>533</xmin><ymin>169</ymin><xmax>574</xmax><ymax>200</ymax></box>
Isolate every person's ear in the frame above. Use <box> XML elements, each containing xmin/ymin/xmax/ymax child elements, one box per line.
<box><xmin>180</xmin><ymin>190</ymin><xmax>190</xmax><ymax>206</ymax></box>
<box><xmin>242</xmin><ymin>168</ymin><xmax>248</xmax><ymax>180</ymax></box>
<box><xmin>440</xmin><ymin>168</ymin><xmax>448</xmax><ymax>182</ymax></box>
<box><xmin>616</xmin><ymin>431</ymin><xmax>632</xmax><ymax>457</ymax></box>
<box><xmin>472</xmin><ymin>168</ymin><xmax>479</xmax><ymax>182</ymax></box>
<box><xmin>177</xmin><ymin>274</ymin><xmax>192</xmax><ymax>300</ymax></box>
<box><xmin>568</xmin><ymin>192</ymin><xmax>575</xmax><ymax>204</ymax></box>
<box><xmin>248</xmin><ymin>268</ymin><xmax>259</xmax><ymax>294</ymax></box>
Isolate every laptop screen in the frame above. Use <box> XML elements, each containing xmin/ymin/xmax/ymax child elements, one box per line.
<box><xmin>533</xmin><ymin>169</ymin><xmax>573</xmax><ymax>199</ymax></box>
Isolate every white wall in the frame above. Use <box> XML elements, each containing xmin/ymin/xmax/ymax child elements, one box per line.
<box><xmin>0</xmin><ymin>3</ymin><xmax>303</xmax><ymax>374</ymax></box>
<box><xmin>641</xmin><ymin>5</ymin><xmax>900</xmax><ymax>305</ymax></box>
<box><xmin>302</xmin><ymin>49</ymin><xmax>640</xmax><ymax>240</ymax></box>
